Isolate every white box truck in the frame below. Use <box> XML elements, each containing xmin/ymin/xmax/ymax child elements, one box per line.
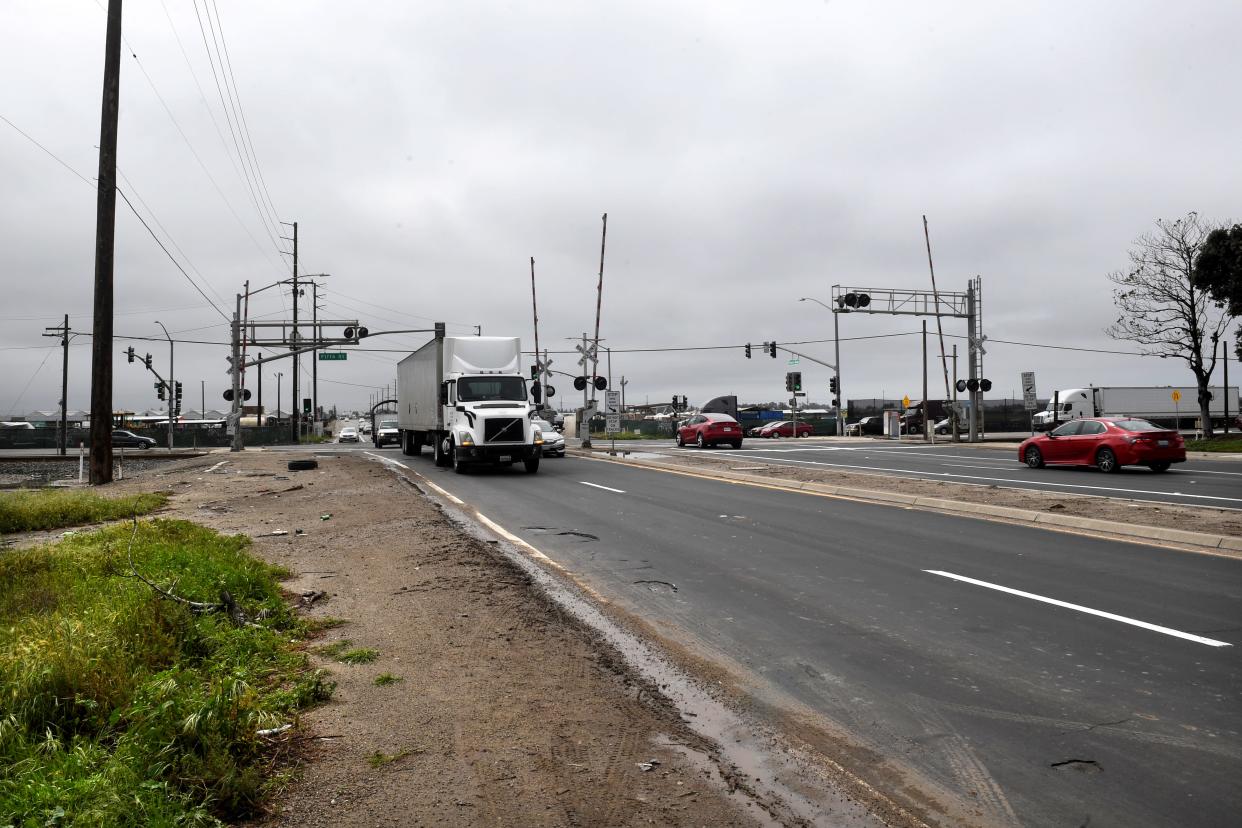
<box><xmin>1032</xmin><ymin>386</ymin><xmax>1239</xmax><ymax>430</ymax></box>
<box><xmin>397</xmin><ymin>335</ymin><xmax>544</xmax><ymax>473</ymax></box>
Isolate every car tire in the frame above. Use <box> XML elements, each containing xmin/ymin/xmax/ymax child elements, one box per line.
<box><xmin>731</xmin><ymin>441</ymin><xmax>742</xmax><ymax>449</ymax></box>
<box><xmin>140</xmin><ymin>443</ymin><xmax>151</xmax><ymax>450</ymax></box>
<box><xmin>676</xmin><ymin>432</ymin><xmax>686</xmax><ymax>447</ymax></box>
<box><xmin>287</xmin><ymin>459</ymin><xmax>318</xmax><ymax>471</ymax></box>
<box><xmin>1096</xmin><ymin>447</ymin><xmax>1119</xmax><ymax>474</ymax></box>
<box><xmin>696</xmin><ymin>433</ymin><xmax>707</xmax><ymax>449</ymax></box>
<box><xmin>1024</xmin><ymin>446</ymin><xmax>1044</xmax><ymax>469</ymax></box>
<box><xmin>1148</xmin><ymin>461</ymin><xmax>1171</xmax><ymax>473</ymax></box>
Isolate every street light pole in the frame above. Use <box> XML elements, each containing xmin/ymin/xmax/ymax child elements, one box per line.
<box><xmin>155</xmin><ymin>320</ymin><xmax>173</xmax><ymax>450</ymax></box>
<box><xmin>799</xmin><ymin>296</ymin><xmax>845</xmax><ymax>435</ymax></box>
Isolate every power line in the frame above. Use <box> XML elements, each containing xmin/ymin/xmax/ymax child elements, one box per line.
<box><xmin>4</xmin><ymin>348</ymin><xmax>54</xmax><ymax>417</ymax></box>
<box><xmin>0</xmin><ymin>113</ymin><xmax>94</xmax><ymax>187</ymax></box>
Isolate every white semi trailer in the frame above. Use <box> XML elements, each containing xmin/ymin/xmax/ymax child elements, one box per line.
<box><xmin>396</xmin><ymin>335</ymin><xmax>543</xmax><ymax>473</ymax></box>
<box><xmin>1032</xmin><ymin>386</ymin><xmax>1239</xmax><ymax>431</ymax></box>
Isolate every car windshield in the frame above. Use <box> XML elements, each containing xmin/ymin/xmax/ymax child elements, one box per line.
<box><xmin>533</xmin><ymin>420</ymin><xmax>554</xmax><ymax>431</ymax></box>
<box><xmin>457</xmin><ymin>376</ymin><xmax>526</xmax><ymax>402</ymax></box>
<box><xmin>1110</xmin><ymin>418</ymin><xmax>1163</xmax><ymax>432</ymax></box>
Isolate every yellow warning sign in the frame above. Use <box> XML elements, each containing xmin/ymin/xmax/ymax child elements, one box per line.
<box><xmin>1171</xmin><ymin>390</ymin><xmax>1182</xmax><ymax>403</ymax></box>
<box><xmin>902</xmin><ymin>395</ymin><xmax>911</xmax><ymax>409</ymax></box>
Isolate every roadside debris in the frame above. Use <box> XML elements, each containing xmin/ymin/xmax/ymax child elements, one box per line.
<box><xmin>287</xmin><ymin>459</ymin><xmax>319</xmax><ymax>471</ymax></box>
<box><xmin>320</xmin><ymin>513</ymin><xmax>332</xmax><ymax>521</ymax></box>
<box><xmin>634</xmin><ymin>580</ymin><xmax>679</xmax><ymax>593</ymax></box>
<box><xmin>300</xmin><ymin>590</ymin><xmax>329</xmax><ymax>607</ymax></box>
<box><xmin>637</xmin><ymin>759</ymin><xmax>662</xmax><ymax>772</ymax></box>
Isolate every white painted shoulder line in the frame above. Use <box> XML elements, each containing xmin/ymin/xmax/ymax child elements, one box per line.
<box><xmin>925</xmin><ymin>570</ymin><xmax>1232</xmax><ymax>648</ymax></box>
<box><xmin>580</xmin><ymin>481</ymin><xmax>626</xmax><ymax>493</ymax></box>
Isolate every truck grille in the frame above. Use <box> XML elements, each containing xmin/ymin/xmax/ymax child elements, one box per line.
<box><xmin>484</xmin><ymin>417</ymin><xmax>524</xmax><ymax>443</ymax></box>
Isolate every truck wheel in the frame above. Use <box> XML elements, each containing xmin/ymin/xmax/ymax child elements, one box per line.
<box><xmin>523</xmin><ymin>454</ymin><xmax>540</xmax><ymax>474</ymax></box>
<box><xmin>452</xmin><ymin>444</ymin><xmax>469</xmax><ymax>474</ymax></box>
<box><xmin>433</xmin><ymin>435</ymin><xmax>450</xmax><ymax>467</ymax></box>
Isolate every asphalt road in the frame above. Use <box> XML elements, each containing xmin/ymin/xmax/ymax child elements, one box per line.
<box><xmin>588</xmin><ymin>438</ymin><xmax>1242</xmax><ymax>511</ymax></box>
<box><xmin>364</xmin><ymin>445</ymin><xmax>1241</xmax><ymax>828</ymax></box>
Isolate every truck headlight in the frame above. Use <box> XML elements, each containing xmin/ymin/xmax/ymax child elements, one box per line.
<box><xmin>459</xmin><ymin>432</ymin><xmax>475</xmax><ymax>447</ymax></box>
<box><xmin>533</xmin><ymin>429</ymin><xmax>544</xmax><ymax>445</ymax></box>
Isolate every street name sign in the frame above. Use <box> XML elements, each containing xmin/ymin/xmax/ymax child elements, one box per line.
<box><xmin>319</xmin><ymin>352</ymin><xmax>347</xmax><ymax>361</ymax></box>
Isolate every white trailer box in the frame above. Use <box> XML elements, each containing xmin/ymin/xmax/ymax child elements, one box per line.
<box><xmin>396</xmin><ymin>336</ymin><xmax>543</xmax><ymax>473</ymax></box>
<box><xmin>1033</xmin><ymin>386</ymin><xmax>1239</xmax><ymax>430</ymax></box>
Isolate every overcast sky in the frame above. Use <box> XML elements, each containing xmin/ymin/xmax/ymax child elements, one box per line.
<box><xmin>2</xmin><ymin>0</ymin><xmax>1239</xmax><ymax>418</ymax></box>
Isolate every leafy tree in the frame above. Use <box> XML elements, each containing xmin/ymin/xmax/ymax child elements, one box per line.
<box><xmin>1192</xmin><ymin>223</ymin><xmax>1242</xmax><ymax>359</ymax></box>
<box><xmin>1106</xmin><ymin>213</ymin><xmax>1230</xmax><ymax>436</ymax></box>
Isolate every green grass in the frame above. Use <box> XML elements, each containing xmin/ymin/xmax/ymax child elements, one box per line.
<box><xmin>373</xmin><ymin>673</ymin><xmax>403</xmax><ymax>686</ymax></box>
<box><xmin>366</xmin><ymin>748</ymin><xmax>414</xmax><ymax>768</ymax></box>
<box><xmin>0</xmin><ymin>519</ymin><xmax>333</xmax><ymax>825</ymax></box>
<box><xmin>311</xmin><ymin>640</ymin><xmax>379</xmax><ymax>664</ymax></box>
<box><xmin>0</xmin><ymin>489</ymin><xmax>169</xmax><ymax>534</ymax></box>
<box><xmin>1185</xmin><ymin>435</ymin><xmax>1242</xmax><ymax>452</ymax></box>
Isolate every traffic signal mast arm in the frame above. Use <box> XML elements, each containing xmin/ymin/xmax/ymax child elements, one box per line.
<box><xmin>771</xmin><ymin>345</ymin><xmax>837</xmax><ymax>372</ymax></box>
<box><xmin>237</xmin><ymin>327</ymin><xmax>438</xmax><ymax>370</ymax></box>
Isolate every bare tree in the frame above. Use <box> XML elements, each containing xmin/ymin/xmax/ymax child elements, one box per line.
<box><xmin>1107</xmin><ymin>212</ymin><xmax>1230</xmax><ymax>437</ymax></box>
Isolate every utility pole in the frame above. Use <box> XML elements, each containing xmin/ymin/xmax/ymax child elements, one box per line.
<box><xmin>530</xmin><ymin>256</ymin><xmax>541</xmax><ymax>393</ymax></box>
<box><xmin>606</xmin><ymin>347</ymin><xmax>612</xmax><ymax>390</ymax></box>
<box><xmin>620</xmin><ymin>375</ymin><xmax>628</xmax><ymax>411</ymax></box>
<box><xmin>200</xmin><ymin>380</ymin><xmax>204</xmax><ymax>420</ymax></box>
<box><xmin>257</xmin><ymin>352</ymin><xmax>262</xmax><ymax>422</ymax></box>
<box><xmin>923</xmin><ymin>216</ymin><xmax>952</xmax><ymax>400</ymax></box>
<box><xmin>590</xmin><ymin>214</ymin><xmax>607</xmax><ymax>410</ymax></box>
<box><xmin>312</xmin><ymin>282</ymin><xmax>318</xmax><ymax>426</ymax></box>
<box><xmin>88</xmin><ymin>0</ymin><xmax>122</xmax><ymax>484</ymax></box>
<box><xmin>230</xmin><ymin>293</ymin><xmax>243</xmax><ymax>452</ymax></box>
<box><xmin>922</xmin><ymin>320</ymin><xmax>929</xmax><ymax>441</ymax></box>
<box><xmin>42</xmin><ymin>315</ymin><xmax>73</xmax><ymax>456</ymax></box>
<box><xmin>280</xmin><ymin>220</ymin><xmax>298</xmax><ymax>443</ymax></box>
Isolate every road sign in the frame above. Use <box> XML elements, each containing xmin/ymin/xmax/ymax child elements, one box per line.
<box><xmin>319</xmin><ymin>352</ymin><xmax>347</xmax><ymax>361</ymax></box>
<box><xmin>787</xmin><ymin>356</ymin><xmax>800</xmax><ymax>366</ymax></box>
<box><xmin>604</xmin><ymin>390</ymin><xmax>620</xmax><ymax>414</ymax></box>
<box><xmin>605</xmin><ymin>414</ymin><xmax>621</xmax><ymax>434</ymax></box>
<box><xmin>902</xmin><ymin>395</ymin><xmax>911</xmax><ymax>409</ymax></box>
<box><xmin>1171</xmin><ymin>390</ymin><xmax>1182</xmax><ymax>403</ymax></box>
<box><xmin>1021</xmin><ymin>371</ymin><xmax>1038</xmax><ymax>411</ymax></box>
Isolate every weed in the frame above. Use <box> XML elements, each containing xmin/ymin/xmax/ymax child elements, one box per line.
<box><xmin>312</xmin><ymin>639</ymin><xmax>353</xmax><ymax>659</ymax></box>
<box><xmin>367</xmin><ymin>748</ymin><xmax>413</xmax><ymax>768</ymax></box>
<box><xmin>305</xmin><ymin>616</ymin><xmax>348</xmax><ymax>632</ymax></box>
<box><xmin>0</xmin><ymin>519</ymin><xmax>330</xmax><ymax>824</ymax></box>
<box><xmin>373</xmin><ymin>672</ymin><xmax>403</xmax><ymax>686</ymax></box>
<box><xmin>339</xmin><ymin>647</ymin><xmax>380</xmax><ymax>664</ymax></box>
<box><xmin>0</xmin><ymin>489</ymin><xmax>168</xmax><ymax>533</ymax></box>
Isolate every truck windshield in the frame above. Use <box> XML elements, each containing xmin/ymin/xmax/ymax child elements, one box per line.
<box><xmin>457</xmin><ymin>376</ymin><xmax>526</xmax><ymax>402</ymax></box>
<box><xmin>379</xmin><ymin>420</ymin><xmax>397</xmax><ymax>429</ymax></box>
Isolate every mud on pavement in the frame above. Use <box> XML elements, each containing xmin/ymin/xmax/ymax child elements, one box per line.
<box><xmin>106</xmin><ymin>450</ymin><xmax>787</xmax><ymax>826</ymax></box>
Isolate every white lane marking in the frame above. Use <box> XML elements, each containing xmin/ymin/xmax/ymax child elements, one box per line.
<box><xmin>924</xmin><ymin>570</ymin><xmax>1233</xmax><ymax>648</ymax></box>
<box><xmin>580</xmin><ymin>481</ymin><xmax>626</xmax><ymax>493</ymax></box>
<box><xmin>204</xmin><ymin>460</ymin><xmax>229</xmax><ymax>473</ymax></box>
<box><xmin>939</xmin><ymin>462</ymin><xmax>1017</xmax><ymax>471</ymax></box>
<box><xmin>727</xmin><ymin>452</ymin><xmax>1242</xmax><ymax>506</ymax></box>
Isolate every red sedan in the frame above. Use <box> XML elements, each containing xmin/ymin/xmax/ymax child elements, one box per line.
<box><xmin>1018</xmin><ymin>417</ymin><xmax>1185</xmax><ymax>473</ymax></box>
<box><xmin>759</xmin><ymin>420</ymin><xmax>814</xmax><ymax>438</ymax></box>
<box><xmin>676</xmin><ymin>413</ymin><xmax>744</xmax><ymax>449</ymax></box>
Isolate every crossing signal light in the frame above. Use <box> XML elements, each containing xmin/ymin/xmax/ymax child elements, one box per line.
<box><xmin>829</xmin><ymin>376</ymin><xmax>839</xmax><ymax>395</ymax></box>
<box><xmin>530</xmin><ymin>381</ymin><xmax>542</xmax><ymax>403</ymax></box>
<box><xmin>126</xmin><ymin>346</ymin><xmax>135</xmax><ymax>363</ymax></box>
<box><xmin>593</xmin><ymin>376</ymin><xmax>607</xmax><ymax>391</ymax></box>
<box><xmin>980</xmin><ymin>379</ymin><xmax>992</xmax><ymax>392</ymax></box>
<box><xmin>966</xmin><ymin>378</ymin><xmax>979</xmax><ymax>392</ymax></box>
<box><xmin>573</xmin><ymin>376</ymin><xmax>587</xmax><ymax>391</ymax></box>
<box><xmin>344</xmin><ymin>326</ymin><xmax>370</xmax><ymax>341</ymax></box>
<box><xmin>839</xmin><ymin>292</ymin><xmax>871</xmax><ymax>309</ymax></box>
<box><xmin>745</xmin><ymin>343</ymin><xmax>751</xmax><ymax>359</ymax></box>
<box><xmin>956</xmin><ymin>379</ymin><xmax>968</xmax><ymax>393</ymax></box>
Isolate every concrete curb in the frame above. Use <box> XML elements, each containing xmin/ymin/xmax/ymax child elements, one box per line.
<box><xmin>571</xmin><ymin>449</ymin><xmax>1242</xmax><ymax>555</ymax></box>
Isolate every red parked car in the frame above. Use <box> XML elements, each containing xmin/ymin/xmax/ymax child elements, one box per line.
<box><xmin>759</xmin><ymin>420</ymin><xmax>813</xmax><ymax>438</ymax></box>
<box><xmin>1017</xmin><ymin>417</ymin><xmax>1185</xmax><ymax>473</ymax></box>
<box><xmin>676</xmin><ymin>413</ymin><xmax>744</xmax><ymax>449</ymax></box>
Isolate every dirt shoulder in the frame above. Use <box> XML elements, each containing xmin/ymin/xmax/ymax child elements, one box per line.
<box><xmin>100</xmin><ymin>450</ymin><xmax>767</xmax><ymax>827</ymax></box>
<box><xmin>580</xmin><ymin>442</ymin><xmax>1242</xmax><ymax>541</ymax></box>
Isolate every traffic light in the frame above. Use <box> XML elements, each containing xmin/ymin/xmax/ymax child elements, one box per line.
<box><xmin>744</xmin><ymin>343</ymin><xmax>752</xmax><ymax>359</ymax></box>
<box><xmin>768</xmin><ymin>342</ymin><xmax>777</xmax><ymax>358</ymax></box>
<box><xmin>530</xmin><ymin>365</ymin><xmax>539</xmax><ymax>379</ymax></box>
<box><xmin>829</xmin><ymin>376</ymin><xmax>839</xmax><ymax>395</ymax></box>
<box><xmin>156</xmin><ymin>382</ymin><xmax>165</xmax><ymax>401</ymax></box>
<box><xmin>791</xmin><ymin>371</ymin><xmax>802</xmax><ymax>392</ymax></box>
<box><xmin>144</xmin><ymin>354</ymin><xmax>153</xmax><ymax>369</ymax></box>
<box><xmin>785</xmin><ymin>373</ymin><xmax>793</xmax><ymax>392</ymax></box>
<box><xmin>672</xmin><ymin>395</ymin><xmax>679</xmax><ymax>411</ymax></box>
<box><xmin>838</xmin><ymin>292</ymin><xmax>871</xmax><ymax>309</ymax></box>
<box><xmin>126</xmin><ymin>346</ymin><xmax>135</xmax><ymax>363</ymax></box>
<box><xmin>832</xmin><ymin>398</ymin><xmax>839</xmax><ymax>407</ymax></box>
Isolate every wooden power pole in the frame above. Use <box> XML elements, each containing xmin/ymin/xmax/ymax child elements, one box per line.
<box><xmin>88</xmin><ymin>0</ymin><xmax>123</xmax><ymax>484</ymax></box>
